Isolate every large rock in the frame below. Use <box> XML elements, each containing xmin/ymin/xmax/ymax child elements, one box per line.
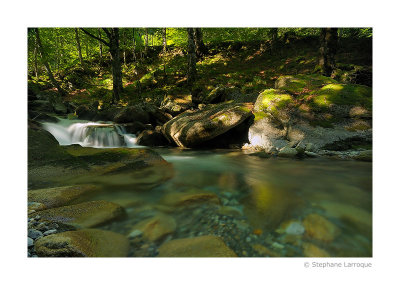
<box><xmin>158</xmin><ymin>235</ymin><xmax>237</xmax><ymax>257</ymax></box>
<box><xmin>113</xmin><ymin>106</ymin><xmax>150</xmax><ymax>124</ymax></box>
<box><xmin>28</xmin><ymin>185</ymin><xmax>99</xmax><ymax>210</ymax></box>
<box><xmin>275</xmin><ymin>74</ymin><xmax>337</xmax><ymax>95</ymax></box>
<box><xmin>136</xmin><ymin>130</ymin><xmax>170</xmax><ymax>146</ymax></box>
<box><xmin>29</xmin><ymin>200</ymin><xmax>125</xmax><ymax>228</ymax></box>
<box><xmin>302</xmin><ymin>214</ymin><xmax>340</xmax><ymax>242</ymax></box>
<box><xmin>28</xmin><ymin>136</ymin><xmax>173</xmax><ymax>189</ymax></box>
<box><xmin>35</xmin><ymin>229</ymin><xmax>130</xmax><ymax>257</ymax></box>
<box><xmin>162</xmin><ymin>102</ymin><xmax>253</xmax><ymax>147</ymax></box>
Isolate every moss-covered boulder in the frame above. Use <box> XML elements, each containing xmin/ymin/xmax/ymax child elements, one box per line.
<box><xmin>275</xmin><ymin>74</ymin><xmax>338</xmax><ymax>95</ymax></box>
<box><xmin>253</xmin><ymin>89</ymin><xmax>295</xmax><ymax>124</ymax></box>
<box><xmin>158</xmin><ymin>235</ymin><xmax>237</xmax><ymax>257</ymax></box>
<box><xmin>310</xmin><ymin>83</ymin><xmax>372</xmax><ymax>111</ymax></box>
<box><xmin>201</xmin><ymin>86</ymin><xmax>228</xmax><ymax>104</ymax></box>
<box><xmin>162</xmin><ymin>102</ymin><xmax>253</xmax><ymax>147</ymax></box>
<box><xmin>29</xmin><ymin>200</ymin><xmax>125</xmax><ymax>228</ymax></box>
<box><xmin>34</xmin><ymin>229</ymin><xmax>130</xmax><ymax>257</ymax></box>
<box><xmin>28</xmin><ymin>185</ymin><xmax>99</xmax><ymax>210</ymax></box>
<box><xmin>28</xmin><ymin>143</ymin><xmax>173</xmax><ymax>190</ymax></box>
<box><xmin>136</xmin><ymin>130</ymin><xmax>170</xmax><ymax>147</ymax></box>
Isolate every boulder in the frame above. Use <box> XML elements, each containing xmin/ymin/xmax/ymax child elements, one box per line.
<box><xmin>75</xmin><ymin>104</ymin><xmax>97</xmax><ymax>120</ymax></box>
<box><xmin>353</xmin><ymin>150</ymin><xmax>372</xmax><ymax>162</ymax></box>
<box><xmin>29</xmin><ymin>200</ymin><xmax>125</xmax><ymax>228</ymax></box>
<box><xmin>158</xmin><ymin>235</ymin><xmax>237</xmax><ymax>257</ymax></box>
<box><xmin>275</xmin><ymin>74</ymin><xmax>337</xmax><ymax>95</ymax></box>
<box><xmin>201</xmin><ymin>86</ymin><xmax>228</xmax><ymax>104</ymax></box>
<box><xmin>113</xmin><ymin>106</ymin><xmax>150</xmax><ymax>124</ymax></box>
<box><xmin>162</xmin><ymin>102</ymin><xmax>253</xmax><ymax>147</ymax></box>
<box><xmin>28</xmin><ymin>184</ymin><xmax>99</xmax><ymax>210</ymax></box>
<box><xmin>161</xmin><ymin>94</ymin><xmax>193</xmax><ymax>116</ymax></box>
<box><xmin>278</xmin><ymin>146</ymin><xmax>299</xmax><ymax>158</ymax></box>
<box><xmin>136</xmin><ymin>130</ymin><xmax>170</xmax><ymax>146</ymax></box>
<box><xmin>34</xmin><ymin>229</ymin><xmax>130</xmax><ymax>257</ymax></box>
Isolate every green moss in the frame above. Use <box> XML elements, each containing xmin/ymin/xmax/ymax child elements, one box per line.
<box><xmin>255</xmin><ymin>89</ymin><xmax>293</xmax><ymax>113</ymax></box>
<box><xmin>275</xmin><ymin>74</ymin><xmax>338</xmax><ymax>95</ymax></box>
<box><xmin>312</xmin><ymin>84</ymin><xmax>372</xmax><ymax>110</ymax></box>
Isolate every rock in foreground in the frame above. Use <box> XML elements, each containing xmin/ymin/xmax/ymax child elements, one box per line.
<box><xmin>158</xmin><ymin>235</ymin><xmax>237</xmax><ymax>257</ymax></box>
<box><xmin>29</xmin><ymin>201</ymin><xmax>125</xmax><ymax>228</ymax></box>
<box><xmin>35</xmin><ymin>229</ymin><xmax>130</xmax><ymax>257</ymax></box>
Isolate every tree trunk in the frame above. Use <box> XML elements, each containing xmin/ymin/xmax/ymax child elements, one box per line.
<box><xmin>163</xmin><ymin>28</ymin><xmax>167</xmax><ymax>80</ymax></box>
<box><xmin>34</xmin><ymin>28</ymin><xmax>66</xmax><ymax>96</ymax></box>
<box><xmin>270</xmin><ymin>28</ymin><xmax>278</xmax><ymax>52</ymax></box>
<box><xmin>122</xmin><ymin>29</ymin><xmax>126</xmax><ymax>66</ymax></box>
<box><xmin>98</xmin><ymin>28</ymin><xmax>103</xmax><ymax>63</ymax></box>
<box><xmin>132</xmin><ymin>28</ymin><xmax>136</xmax><ymax>62</ymax></box>
<box><xmin>194</xmin><ymin>28</ymin><xmax>207</xmax><ymax>59</ymax></box>
<box><xmin>74</xmin><ymin>28</ymin><xmax>84</xmax><ymax>67</ymax></box>
<box><xmin>319</xmin><ymin>28</ymin><xmax>338</xmax><ymax>77</ymax></box>
<box><xmin>33</xmin><ymin>36</ymin><xmax>39</xmax><ymax>77</ymax></box>
<box><xmin>186</xmin><ymin>28</ymin><xmax>197</xmax><ymax>87</ymax></box>
<box><xmin>145</xmin><ymin>28</ymin><xmax>148</xmax><ymax>54</ymax></box>
<box><xmin>109</xmin><ymin>28</ymin><xmax>123</xmax><ymax>103</ymax></box>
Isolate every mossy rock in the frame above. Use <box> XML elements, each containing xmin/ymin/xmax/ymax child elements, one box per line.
<box><xmin>28</xmin><ymin>185</ymin><xmax>99</xmax><ymax>210</ymax></box>
<box><xmin>34</xmin><ymin>229</ymin><xmax>130</xmax><ymax>257</ymax></box>
<box><xmin>129</xmin><ymin>214</ymin><xmax>177</xmax><ymax>242</ymax></box>
<box><xmin>275</xmin><ymin>74</ymin><xmax>338</xmax><ymax>95</ymax></box>
<box><xmin>254</xmin><ymin>89</ymin><xmax>294</xmax><ymax>113</ymax></box>
<box><xmin>29</xmin><ymin>200</ymin><xmax>125</xmax><ymax>228</ymax></box>
<box><xmin>311</xmin><ymin>83</ymin><xmax>372</xmax><ymax>110</ymax></box>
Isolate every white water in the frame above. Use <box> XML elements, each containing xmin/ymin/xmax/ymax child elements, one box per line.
<box><xmin>43</xmin><ymin>118</ymin><xmax>145</xmax><ymax>148</ymax></box>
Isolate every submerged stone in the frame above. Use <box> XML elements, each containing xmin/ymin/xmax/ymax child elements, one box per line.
<box><xmin>303</xmin><ymin>242</ymin><xmax>330</xmax><ymax>257</ymax></box>
<box><xmin>160</xmin><ymin>190</ymin><xmax>221</xmax><ymax>207</ymax></box>
<box><xmin>303</xmin><ymin>213</ymin><xmax>340</xmax><ymax>242</ymax></box>
<box><xmin>129</xmin><ymin>214</ymin><xmax>176</xmax><ymax>242</ymax></box>
<box><xmin>158</xmin><ymin>235</ymin><xmax>237</xmax><ymax>257</ymax></box>
<box><xmin>34</xmin><ymin>229</ymin><xmax>130</xmax><ymax>257</ymax></box>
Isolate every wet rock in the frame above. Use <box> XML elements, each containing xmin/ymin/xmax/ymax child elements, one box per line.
<box><xmin>28</xmin><ymin>237</ymin><xmax>34</xmax><ymax>247</ymax></box>
<box><xmin>29</xmin><ymin>201</ymin><xmax>125</xmax><ymax>229</ymax></box>
<box><xmin>160</xmin><ymin>190</ymin><xmax>221</xmax><ymax>207</ymax></box>
<box><xmin>158</xmin><ymin>235</ymin><xmax>237</xmax><ymax>257</ymax></box>
<box><xmin>277</xmin><ymin>220</ymin><xmax>305</xmax><ymax>235</ymax></box>
<box><xmin>162</xmin><ymin>102</ymin><xmax>253</xmax><ymax>147</ymax></box>
<box><xmin>113</xmin><ymin>106</ymin><xmax>151</xmax><ymax>124</ymax></box>
<box><xmin>217</xmin><ymin>206</ymin><xmax>243</xmax><ymax>217</ymax></box>
<box><xmin>43</xmin><ymin>229</ymin><xmax>57</xmax><ymax>236</ymax></box>
<box><xmin>28</xmin><ymin>229</ymin><xmax>43</xmax><ymax>240</ymax></box>
<box><xmin>129</xmin><ymin>214</ymin><xmax>176</xmax><ymax>242</ymax></box>
<box><xmin>136</xmin><ymin>130</ymin><xmax>169</xmax><ymax>147</ymax></box>
<box><xmin>278</xmin><ymin>146</ymin><xmax>298</xmax><ymax>158</ymax></box>
<box><xmin>352</xmin><ymin>150</ymin><xmax>372</xmax><ymax>162</ymax></box>
<box><xmin>28</xmin><ymin>184</ymin><xmax>99</xmax><ymax>210</ymax></box>
<box><xmin>303</xmin><ymin>214</ymin><xmax>340</xmax><ymax>242</ymax></box>
<box><xmin>34</xmin><ymin>229</ymin><xmax>130</xmax><ymax>257</ymax></box>
<box><xmin>303</xmin><ymin>242</ymin><xmax>330</xmax><ymax>257</ymax></box>
<box><xmin>28</xmin><ymin>202</ymin><xmax>46</xmax><ymax>212</ymax></box>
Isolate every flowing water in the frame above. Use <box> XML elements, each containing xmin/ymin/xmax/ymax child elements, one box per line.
<box><xmin>38</xmin><ymin>119</ymin><xmax>373</xmax><ymax>257</ymax></box>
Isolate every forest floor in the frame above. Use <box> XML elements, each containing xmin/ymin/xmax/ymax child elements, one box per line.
<box><xmin>28</xmin><ymin>36</ymin><xmax>372</xmax><ymax>109</ymax></box>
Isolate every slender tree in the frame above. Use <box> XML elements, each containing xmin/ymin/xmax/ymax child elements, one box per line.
<box><xmin>186</xmin><ymin>28</ymin><xmax>197</xmax><ymax>87</ymax></box>
<box><xmin>193</xmin><ymin>28</ymin><xmax>207</xmax><ymax>59</ymax></box>
<box><xmin>132</xmin><ymin>28</ymin><xmax>136</xmax><ymax>62</ymax></box>
<box><xmin>98</xmin><ymin>28</ymin><xmax>103</xmax><ymax>63</ymax></box>
<box><xmin>34</xmin><ymin>28</ymin><xmax>66</xmax><ymax>96</ymax></box>
<box><xmin>81</xmin><ymin>28</ymin><xmax>123</xmax><ymax>103</ymax></box>
<box><xmin>74</xmin><ymin>28</ymin><xmax>84</xmax><ymax>67</ymax></box>
<box><xmin>162</xmin><ymin>28</ymin><xmax>167</xmax><ymax>80</ymax></box>
<box><xmin>145</xmin><ymin>28</ymin><xmax>149</xmax><ymax>54</ymax></box>
<box><xmin>270</xmin><ymin>28</ymin><xmax>279</xmax><ymax>52</ymax></box>
<box><xmin>319</xmin><ymin>28</ymin><xmax>338</xmax><ymax>77</ymax></box>
<box><xmin>33</xmin><ymin>35</ymin><xmax>39</xmax><ymax>77</ymax></box>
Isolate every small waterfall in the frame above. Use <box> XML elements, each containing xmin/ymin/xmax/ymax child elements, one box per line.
<box><xmin>43</xmin><ymin>118</ymin><xmax>144</xmax><ymax>148</ymax></box>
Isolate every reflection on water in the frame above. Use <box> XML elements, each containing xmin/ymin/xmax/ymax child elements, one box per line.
<box><xmin>74</xmin><ymin>148</ymin><xmax>372</xmax><ymax>257</ymax></box>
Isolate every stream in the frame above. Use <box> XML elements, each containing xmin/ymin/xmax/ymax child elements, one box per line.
<box><xmin>40</xmin><ymin>119</ymin><xmax>372</xmax><ymax>257</ymax></box>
